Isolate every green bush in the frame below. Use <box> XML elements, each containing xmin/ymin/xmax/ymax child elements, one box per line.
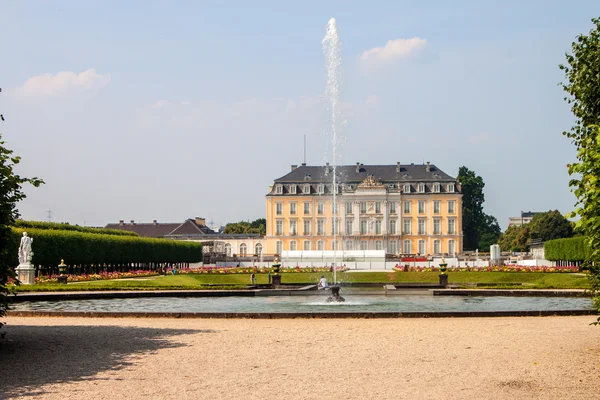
<box><xmin>544</xmin><ymin>236</ymin><xmax>589</xmax><ymax>261</ymax></box>
<box><xmin>13</xmin><ymin>220</ymin><xmax>139</xmax><ymax>236</ymax></box>
<box><xmin>10</xmin><ymin>227</ymin><xmax>202</xmax><ymax>267</ymax></box>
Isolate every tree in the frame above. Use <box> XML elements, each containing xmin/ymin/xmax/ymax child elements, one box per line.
<box><xmin>560</xmin><ymin>18</ymin><xmax>600</xmax><ymax>323</ymax></box>
<box><xmin>222</xmin><ymin>218</ymin><xmax>266</xmax><ymax>236</ymax></box>
<box><xmin>498</xmin><ymin>224</ymin><xmax>530</xmax><ymax>252</ymax></box>
<box><xmin>528</xmin><ymin>210</ymin><xmax>574</xmax><ymax>242</ymax></box>
<box><xmin>479</xmin><ymin>215</ymin><xmax>501</xmax><ymax>250</ymax></box>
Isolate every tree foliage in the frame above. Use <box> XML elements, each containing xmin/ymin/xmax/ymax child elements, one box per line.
<box><xmin>544</xmin><ymin>237</ymin><xmax>588</xmax><ymax>262</ymax></box>
<box><xmin>222</xmin><ymin>218</ymin><xmax>266</xmax><ymax>235</ymax></box>
<box><xmin>498</xmin><ymin>225</ymin><xmax>530</xmax><ymax>252</ymax></box>
<box><xmin>560</xmin><ymin>18</ymin><xmax>600</xmax><ymax>322</ymax></box>
<box><xmin>14</xmin><ymin>220</ymin><xmax>139</xmax><ymax>236</ymax></box>
<box><xmin>528</xmin><ymin>210</ymin><xmax>574</xmax><ymax>242</ymax></box>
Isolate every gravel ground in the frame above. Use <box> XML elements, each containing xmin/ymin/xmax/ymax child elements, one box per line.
<box><xmin>0</xmin><ymin>316</ymin><xmax>598</xmax><ymax>399</ymax></box>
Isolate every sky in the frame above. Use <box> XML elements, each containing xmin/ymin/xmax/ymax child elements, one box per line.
<box><xmin>1</xmin><ymin>0</ymin><xmax>599</xmax><ymax>230</ymax></box>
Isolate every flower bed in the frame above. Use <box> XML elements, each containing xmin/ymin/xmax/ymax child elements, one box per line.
<box><xmin>177</xmin><ymin>266</ymin><xmax>349</xmax><ymax>274</ymax></box>
<box><xmin>392</xmin><ymin>265</ymin><xmax>581</xmax><ymax>273</ymax></box>
<box><xmin>33</xmin><ymin>270</ymin><xmax>159</xmax><ymax>284</ymax></box>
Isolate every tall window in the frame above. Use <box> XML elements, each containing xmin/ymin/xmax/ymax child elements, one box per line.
<box><xmin>331</xmin><ymin>219</ymin><xmax>339</xmax><ymax>235</ymax></box>
<box><xmin>276</xmin><ymin>203</ymin><xmax>283</xmax><ymax>215</ymax></box>
<box><xmin>317</xmin><ymin>219</ymin><xmax>325</xmax><ymax>235</ymax></box>
<box><xmin>290</xmin><ymin>220</ymin><xmax>297</xmax><ymax>235</ymax></box>
<box><xmin>375</xmin><ymin>240</ymin><xmax>382</xmax><ymax>250</ymax></box>
<box><xmin>360</xmin><ymin>202</ymin><xmax>367</xmax><ymax>213</ymax></box>
<box><xmin>290</xmin><ymin>202</ymin><xmax>297</xmax><ymax>215</ymax></box>
<box><xmin>389</xmin><ymin>202</ymin><xmax>396</xmax><ymax>214</ymax></box>
<box><xmin>303</xmin><ymin>220</ymin><xmax>311</xmax><ymax>235</ymax></box>
<box><xmin>360</xmin><ymin>220</ymin><xmax>367</xmax><ymax>234</ymax></box>
<box><xmin>332</xmin><ymin>240</ymin><xmax>339</xmax><ymax>250</ymax></box>
<box><xmin>418</xmin><ymin>201</ymin><xmax>425</xmax><ymax>214</ymax></box>
<box><xmin>276</xmin><ymin>185</ymin><xmax>282</xmax><ymax>194</ymax></box>
<box><xmin>360</xmin><ymin>240</ymin><xmax>368</xmax><ymax>250</ymax></box>
<box><xmin>403</xmin><ymin>239</ymin><xmax>412</xmax><ymax>254</ymax></box>
<box><xmin>304</xmin><ymin>202</ymin><xmax>311</xmax><ymax>215</ymax></box>
<box><xmin>345</xmin><ymin>220</ymin><xmax>353</xmax><ymax>235</ymax></box>
<box><xmin>404</xmin><ymin>201</ymin><xmax>411</xmax><ymax>214</ymax></box>
<box><xmin>404</xmin><ymin>184</ymin><xmax>411</xmax><ymax>193</ymax></box>
<box><xmin>448</xmin><ymin>239</ymin><xmax>456</xmax><ymax>255</ymax></box>
<box><xmin>448</xmin><ymin>219</ymin><xmax>456</xmax><ymax>235</ymax></box>
<box><xmin>318</xmin><ymin>240</ymin><xmax>325</xmax><ymax>251</ymax></box>
<box><xmin>345</xmin><ymin>240</ymin><xmax>353</xmax><ymax>250</ymax></box>
<box><xmin>225</xmin><ymin>243</ymin><xmax>232</xmax><ymax>257</ymax></box>
<box><xmin>388</xmin><ymin>240</ymin><xmax>397</xmax><ymax>254</ymax></box>
<box><xmin>375</xmin><ymin>202</ymin><xmax>381</xmax><ymax>213</ymax></box>
<box><xmin>433</xmin><ymin>183</ymin><xmax>440</xmax><ymax>193</ymax></box>
<box><xmin>345</xmin><ymin>202</ymin><xmax>352</xmax><ymax>214</ymax></box>
<box><xmin>447</xmin><ymin>183</ymin><xmax>455</xmax><ymax>193</ymax></box>
<box><xmin>240</xmin><ymin>243</ymin><xmax>247</xmax><ymax>256</ymax></box>
<box><xmin>403</xmin><ymin>219</ymin><xmax>412</xmax><ymax>234</ymax></box>
<box><xmin>317</xmin><ymin>184</ymin><xmax>324</xmax><ymax>194</ymax></box>
<box><xmin>448</xmin><ymin>201</ymin><xmax>456</xmax><ymax>214</ymax></box>
<box><xmin>433</xmin><ymin>201</ymin><xmax>440</xmax><ymax>214</ymax></box>
<box><xmin>317</xmin><ymin>202</ymin><xmax>324</xmax><ymax>215</ymax></box>
<box><xmin>433</xmin><ymin>239</ymin><xmax>441</xmax><ymax>255</ymax></box>
<box><xmin>290</xmin><ymin>241</ymin><xmax>297</xmax><ymax>251</ymax></box>
<box><xmin>255</xmin><ymin>243</ymin><xmax>262</xmax><ymax>255</ymax></box>
<box><xmin>389</xmin><ymin>220</ymin><xmax>396</xmax><ymax>234</ymax></box>
<box><xmin>375</xmin><ymin>220</ymin><xmax>382</xmax><ymax>234</ymax></box>
<box><xmin>433</xmin><ymin>219</ymin><xmax>441</xmax><ymax>235</ymax></box>
<box><xmin>418</xmin><ymin>240</ymin><xmax>426</xmax><ymax>255</ymax></box>
<box><xmin>418</xmin><ymin>219</ymin><xmax>426</xmax><ymax>235</ymax></box>
<box><xmin>304</xmin><ymin>184</ymin><xmax>310</xmax><ymax>194</ymax></box>
<box><xmin>303</xmin><ymin>240</ymin><xmax>311</xmax><ymax>251</ymax></box>
<box><xmin>289</xmin><ymin>185</ymin><xmax>296</xmax><ymax>194</ymax></box>
<box><xmin>276</xmin><ymin>241</ymin><xmax>283</xmax><ymax>255</ymax></box>
<box><xmin>276</xmin><ymin>220</ymin><xmax>283</xmax><ymax>235</ymax></box>
<box><xmin>332</xmin><ymin>202</ymin><xmax>338</xmax><ymax>215</ymax></box>
<box><xmin>417</xmin><ymin>183</ymin><xmax>425</xmax><ymax>193</ymax></box>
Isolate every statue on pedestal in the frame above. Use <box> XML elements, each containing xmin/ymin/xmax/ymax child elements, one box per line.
<box><xmin>18</xmin><ymin>232</ymin><xmax>33</xmax><ymax>265</ymax></box>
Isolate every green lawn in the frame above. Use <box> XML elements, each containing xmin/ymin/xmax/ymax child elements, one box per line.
<box><xmin>12</xmin><ymin>271</ymin><xmax>591</xmax><ymax>292</ymax></box>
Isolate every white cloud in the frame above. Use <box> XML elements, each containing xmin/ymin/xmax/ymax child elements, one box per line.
<box><xmin>16</xmin><ymin>69</ymin><xmax>111</xmax><ymax>96</ymax></box>
<box><xmin>360</xmin><ymin>37</ymin><xmax>427</xmax><ymax>64</ymax></box>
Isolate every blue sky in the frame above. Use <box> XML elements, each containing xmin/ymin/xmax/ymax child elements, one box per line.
<box><xmin>1</xmin><ymin>1</ymin><xmax>599</xmax><ymax>229</ymax></box>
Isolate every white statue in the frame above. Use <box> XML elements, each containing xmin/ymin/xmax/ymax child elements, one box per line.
<box><xmin>18</xmin><ymin>232</ymin><xmax>33</xmax><ymax>264</ymax></box>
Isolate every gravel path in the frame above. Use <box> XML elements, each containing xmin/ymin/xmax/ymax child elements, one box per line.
<box><xmin>1</xmin><ymin>316</ymin><xmax>598</xmax><ymax>399</ymax></box>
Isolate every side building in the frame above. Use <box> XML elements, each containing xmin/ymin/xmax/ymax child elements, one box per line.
<box><xmin>265</xmin><ymin>162</ymin><xmax>463</xmax><ymax>257</ymax></box>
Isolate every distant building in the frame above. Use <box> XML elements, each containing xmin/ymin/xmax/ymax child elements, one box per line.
<box><xmin>105</xmin><ymin>217</ymin><xmax>216</xmax><ymax>238</ymax></box>
<box><xmin>508</xmin><ymin>211</ymin><xmax>540</xmax><ymax>227</ymax></box>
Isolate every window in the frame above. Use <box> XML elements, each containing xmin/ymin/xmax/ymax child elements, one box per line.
<box><xmin>389</xmin><ymin>202</ymin><xmax>396</xmax><ymax>214</ymax></box>
<box><xmin>360</xmin><ymin>202</ymin><xmax>367</xmax><ymax>213</ymax></box>
<box><xmin>317</xmin><ymin>219</ymin><xmax>325</xmax><ymax>235</ymax></box>
<box><xmin>403</xmin><ymin>219</ymin><xmax>412</xmax><ymax>234</ymax></box>
<box><xmin>290</xmin><ymin>202</ymin><xmax>297</xmax><ymax>215</ymax></box>
<box><xmin>225</xmin><ymin>243</ymin><xmax>232</xmax><ymax>257</ymax></box>
<box><xmin>418</xmin><ymin>239</ymin><xmax>426</xmax><ymax>255</ymax></box>
<box><xmin>290</xmin><ymin>241</ymin><xmax>297</xmax><ymax>251</ymax></box>
<box><xmin>317</xmin><ymin>240</ymin><xmax>325</xmax><ymax>251</ymax></box>
<box><xmin>290</xmin><ymin>220</ymin><xmax>297</xmax><ymax>235</ymax></box>
<box><xmin>433</xmin><ymin>183</ymin><xmax>440</xmax><ymax>193</ymax></box>
<box><xmin>345</xmin><ymin>220</ymin><xmax>353</xmax><ymax>235</ymax></box>
<box><xmin>448</xmin><ymin>201</ymin><xmax>456</xmax><ymax>214</ymax></box>
<box><xmin>304</xmin><ymin>202</ymin><xmax>311</xmax><ymax>215</ymax></box>
<box><xmin>418</xmin><ymin>201</ymin><xmax>425</xmax><ymax>214</ymax></box>
<box><xmin>345</xmin><ymin>202</ymin><xmax>352</xmax><ymax>214</ymax></box>
<box><xmin>360</xmin><ymin>240</ymin><xmax>368</xmax><ymax>250</ymax></box>
<box><xmin>360</xmin><ymin>220</ymin><xmax>367</xmax><ymax>234</ymax></box>
<box><xmin>388</xmin><ymin>240</ymin><xmax>397</xmax><ymax>254</ymax></box>
<box><xmin>447</xmin><ymin>183</ymin><xmax>455</xmax><ymax>193</ymax></box>
<box><xmin>404</xmin><ymin>184</ymin><xmax>411</xmax><ymax>193</ymax></box>
<box><xmin>289</xmin><ymin>185</ymin><xmax>296</xmax><ymax>194</ymax></box>
<box><xmin>404</xmin><ymin>201</ymin><xmax>411</xmax><ymax>214</ymax></box>
<box><xmin>389</xmin><ymin>220</ymin><xmax>396</xmax><ymax>234</ymax></box>
<box><xmin>433</xmin><ymin>201</ymin><xmax>440</xmax><ymax>214</ymax></box>
<box><xmin>304</xmin><ymin>184</ymin><xmax>310</xmax><ymax>194</ymax></box>
<box><xmin>240</xmin><ymin>243</ymin><xmax>247</xmax><ymax>256</ymax></box>
<box><xmin>276</xmin><ymin>203</ymin><xmax>283</xmax><ymax>215</ymax></box>
<box><xmin>332</xmin><ymin>202</ymin><xmax>338</xmax><ymax>215</ymax></box>
<box><xmin>417</xmin><ymin>183</ymin><xmax>425</xmax><ymax>193</ymax></box>
<box><xmin>375</xmin><ymin>220</ymin><xmax>382</xmax><ymax>234</ymax></box>
<box><xmin>276</xmin><ymin>241</ymin><xmax>283</xmax><ymax>255</ymax></box>
<box><xmin>331</xmin><ymin>219</ymin><xmax>339</xmax><ymax>235</ymax></box>
<box><xmin>375</xmin><ymin>240</ymin><xmax>382</xmax><ymax>250</ymax></box>
<box><xmin>375</xmin><ymin>202</ymin><xmax>381</xmax><ymax>213</ymax></box>
<box><xmin>433</xmin><ymin>219</ymin><xmax>441</xmax><ymax>235</ymax></box>
<box><xmin>332</xmin><ymin>240</ymin><xmax>339</xmax><ymax>250</ymax></box>
<box><xmin>303</xmin><ymin>220</ymin><xmax>311</xmax><ymax>235</ymax></box>
<box><xmin>448</xmin><ymin>239</ymin><xmax>456</xmax><ymax>255</ymax></box>
<box><xmin>345</xmin><ymin>240</ymin><xmax>353</xmax><ymax>250</ymax></box>
<box><xmin>303</xmin><ymin>240</ymin><xmax>311</xmax><ymax>251</ymax></box>
<box><xmin>255</xmin><ymin>243</ymin><xmax>262</xmax><ymax>255</ymax></box>
<box><xmin>403</xmin><ymin>239</ymin><xmax>412</xmax><ymax>254</ymax></box>
<box><xmin>276</xmin><ymin>185</ymin><xmax>282</xmax><ymax>194</ymax></box>
<box><xmin>433</xmin><ymin>240</ymin><xmax>441</xmax><ymax>255</ymax></box>
<box><xmin>318</xmin><ymin>184</ymin><xmax>324</xmax><ymax>194</ymax></box>
<box><xmin>276</xmin><ymin>220</ymin><xmax>283</xmax><ymax>235</ymax></box>
<box><xmin>418</xmin><ymin>219</ymin><xmax>426</xmax><ymax>235</ymax></box>
<box><xmin>448</xmin><ymin>219</ymin><xmax>456</xmax><ymax>235</ymax></box>
<box><xmin>317</xmin><ymin>202</ymin><xmax>324</xmax><ymax>215</ymax></box>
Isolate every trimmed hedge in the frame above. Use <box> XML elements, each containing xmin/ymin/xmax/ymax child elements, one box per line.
<box><xmin>10</xmin><ymin>227</ymin><xmax>202</xmax><ymax>268</ymax></box>
<box><xmin>544</xmin><ymin>236</ymin><xmax>589</xmax><ymax>261</ymax></box>
<box><xmin>14</xmin><ymin>220</ymin><xmax>138</xmax><ymax>237</ymax></box>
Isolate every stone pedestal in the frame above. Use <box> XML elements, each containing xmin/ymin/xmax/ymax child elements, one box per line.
<box><xmin>16</xmin><ymin>263</ymin><xmax>36</xmax><ymax>285</ymax></box>
<box><xmin>272</xmin><ymin>275</ymin><xmax>282</xmax><ymax>286</ymax></box>
<box><xmin>439</xmin><ymin>274</ymin><xmax>448</xmax><ymax>287</ymax></box>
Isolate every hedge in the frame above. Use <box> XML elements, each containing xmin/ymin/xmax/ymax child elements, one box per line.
<box><xmin>9</xmin><ymin>227</ymin><xmax>202</xmax><ymax>269</ymax></box>
<box><xmin>544</xmin><ymin>236</ymin><xmax>589</xmax><ymax>261</ymax></box>
<box><xmin>13</xmin><ymin>220</ymin><xmax>138</xmax><ymax>237</ymax></box>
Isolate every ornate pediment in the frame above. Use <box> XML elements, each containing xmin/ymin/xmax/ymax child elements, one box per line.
<box><xmin>357</xmin><ymin>175</ymin><xmax>385</xmax><ymax>189</ymax></box>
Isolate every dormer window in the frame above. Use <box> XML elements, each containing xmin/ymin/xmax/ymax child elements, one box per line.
<box><xmin>433</xmin><ymin>183</ymin><xmax>440</xmax><ymax>193</ymax></box>
<box><xmin>276</xmin><ymin>185</ymin><xmax>283</xmax><ymax>194</ymax></box>
<box><xmin>403</xmin><ymin>184</ymin><xmax>411</xmax><ymax>193</ymax></box>
<box><xmin>289</xmin><ymin>185</ymin><xmax>296</xmax><ymax>194</ymax></box>
<box><xmin>318</xmin><ymin>184</ymin><xmax>324</xmax><ymax>194</ymax></box>
<box><xmin>447</xmin><ymin>183</ymin><xmax>455</xmax><ymax>193</ymax></box>
<box><xmin>417</xmin><ymin>183</ymin><xmax>425</xmax><ymax>193</ymax></box>
<box><xmin>304</xmin><ymin>184</ymin><xmax>310</xmax><ymax>194</ymax></box>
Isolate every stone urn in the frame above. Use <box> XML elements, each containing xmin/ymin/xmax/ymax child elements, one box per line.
<box><xmin>271</xmin><ymin>257</ymin><xmax>282</xmax><ymax>286</ymax></box>
<box><xmin>438</xmin><ymin>257</ymin><xmax>448</xmax><ymax>287</ymax></box>
<box><xmin>57</xmin><ymin>259</ymin><xmax>68</xmax><ymax>284</ymax></box>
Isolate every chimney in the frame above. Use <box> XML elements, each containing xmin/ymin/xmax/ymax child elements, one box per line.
<box><xmin>356</xmin><ymin>162</ymin><xmax>361</xmax><ymax>173</ymax></box>
<box><xmin>119</xmin><ymin>220</ymin><xmax>124</xmax><ymax>226</ymax></box>
<box><xmin>130</xmin><ymin>220</ymin><xmax>135</xmax><ymax>225</ymax></box>
<box><xmin>325</xmin><ymin>162</ymin><xmax>330</xmax><ymax>175</ymax></box>
<box><xmin>153</xmin><ymin>220</ymin><xmax>157</xmax><ymax>225</ymax></box>
<box><xmin>291</xmin><ymin>165</ymin><xmax>297</xmax><ymax>171</ymax></box>
<box><xmin>426</xmin><ymin>161</ymin><xmax>431</xmax><ymax>172</ymax></box>
<box><xmin>195</xmin><ymin>217</ymin><xmax>206</xmax><ymax>227</ymax></box>
<box><xmin>396</xmin><ymin>162</ymin><xmax>401</xmax><ymax>172</ymax></box>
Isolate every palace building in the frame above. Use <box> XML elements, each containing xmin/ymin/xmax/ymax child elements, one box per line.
<box><xmin>265</xmin><ymin>162</ymin><xmax>463</xmax><ymax>256</ymax></box>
